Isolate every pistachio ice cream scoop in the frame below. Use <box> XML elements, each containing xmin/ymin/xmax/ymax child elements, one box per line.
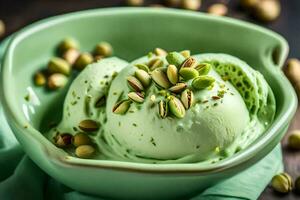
<box><xmin>48</xmin><ymin>50</ymin><xmax>275</xmax><ymax>164</ymax></box>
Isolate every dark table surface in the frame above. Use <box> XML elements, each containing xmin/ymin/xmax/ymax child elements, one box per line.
<box><xmin>0</xmin><ymin>0</ymin><xmax>300</xmax><ymax>199</ymax></box>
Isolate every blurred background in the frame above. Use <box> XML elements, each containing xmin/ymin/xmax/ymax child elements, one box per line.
<box><xmin>0</xmin><ymin>0</ymin><xmax>299</xmax><ymax>199</ymax></box>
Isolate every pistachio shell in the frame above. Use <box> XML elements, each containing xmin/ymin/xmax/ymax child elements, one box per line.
<box><xmin>168</xmin><ymin>96</ymin><xmax>186</xmax><ymax>118</ymax></box>
<box><xmin>135</xmin><ymin>63</ymin><xmax>150</xmax><ymax>72</ymax></box>
<box><xmin>271</xmin><ymin>173</ymin><xmax>293</xmax><ymax>193</ymax></box>
<box><xmin>158</xmin><ymin>100</ymin><xmax>168</xmax><ymax>118</ymax></box>
<box><xmin>154</xmin><ymin>48</ymin><xmax>167</xmax><ymax>56</ymax></box>
<box><xmin>47</xmin><ymin>73</ymin><xmax>68</xmax><ymax>90</ymax></box>
<box><xmin>127</xmin><ymin>76</ymin><xmax>144</xmax><ymax>91</ymax></box>
<box><xmin>58</xmin><ymin>38</ymin><xmax>79</xmax><ymax>53</ymax></box>
<box><xmin>78</xmin><ymin>119</ymin><xmax>100</xmax><ymax>132</ymax></box>
<box><xmin>166</xmin><ymin>52</ymin><xmax>186</xmax><ymax>68</ymax></box>
<box><xmin>169</xmin><ymin>83</ymin><xmax>187</xmax><ymax>93</ymax></box>
<box><xmin>192</xmin><ymin>75</ymin><xmax>215</xmax><ymax>90</ymax></box>
<box><xmin>112</xmin><ymin>100</ymin><xmax>132</xmax><ymax>115</ymax></box>
<box><xmin>288</xmin><ymin>130</ymin><xmax>300</xmax><ymax>149</ymax></box>
<box><xmin>73</xmin><ymin>133</ymin><xmax>91</xmax><ymax>147</ymax></box>
<box><xmin>151</xmin><ymin>69</ymin><xmax>171</xmax><ymax>89</ymax></box>
<box><xmin>54</xmin><ymin>133</ymin><xmax>73</xmax><ymax>148</ymax></box>
<box><xmin>93</xmin><ymin>42</ymin><xmax>113</xmax><ymax>57</ymax></box>
<box><xmin>179</xmin><ymin>67</ymin><xmax>199</xmax><ymax>80</ymax></box>
<box><xmin>74</xmin><ymin>53</ymin><xmax>93</xmax><ymax>70</ymax></box>
<box><xmin>48</xmin><ymin>57</ymin><xmax>71</xmax><ymax>76</ymax></box>
<box><xmin>135</xmin><ymin>69</ymin><xmax>152</xmax><ymax>88</ymax></box>
<box><xmin>181</xmin><ymin>89</ymin><xmax>194</xmax><ymax>109</ymax></box>
<box><xmin>167</xmin><ymin>64</ymin><xmax>179</xmax><ymax>85</ymax></box>
<box><xmin>181</xmin><ymin>57</ymin><xmax>197</xmax><ymax>68</ymax></box>
<box><xmin>195</xmin><ymin>63</ymin><xmax>212</xmax><ymax>75</ymax></box>
<box><xmin>180</xmin><ymin>50</ymin><xmax>191</xmax><ymax>58</ymax></box>
<box><xmin>148</xmin><ymin>58</ymin><xmax>164</xmax><ymax>71</ymax></box>
<box><xmin>128</xmin><ymin>92</ymin><xmax>145</xmax><ymax>103</ymax></box>
<box><xmin>62</xmin><ymin>48</ymin><xmax>80</xmax><ymax>65</ymax></box>
<box><xmin>181</xmin><ymin>0</ymin><xmax>201</xmax><ymax>11</ymax></box>
<box><xmin>75</xmin><ymin>145</ymin><xmax>95</xmax><ymax>158</ymax></box>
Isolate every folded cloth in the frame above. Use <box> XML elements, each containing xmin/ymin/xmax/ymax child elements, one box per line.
<box><xmin>0</xmin><ymin>39</ymin><xmax>282</xmax><ymax>200</ymax></box>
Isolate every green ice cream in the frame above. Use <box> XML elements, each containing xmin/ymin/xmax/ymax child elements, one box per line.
<box><xmin>48</xmin><ymin>51</ymin><xmax>275</xmax><ymax>164</ymax></box>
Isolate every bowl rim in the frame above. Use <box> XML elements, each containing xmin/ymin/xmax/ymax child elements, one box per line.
<box><xmin>0</xmin><ymin>7</ymin><xmax>297</xmax><ymax>174</ymax></box>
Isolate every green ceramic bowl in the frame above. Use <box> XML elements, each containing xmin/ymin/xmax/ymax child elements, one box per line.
<box><xmin>0</xmin><ymin>8</ymin><xmax>297</xmax><ymax>199</ymax></box>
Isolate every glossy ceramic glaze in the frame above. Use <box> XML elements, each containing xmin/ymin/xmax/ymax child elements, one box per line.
<box><xmin>0</xmin><ymin>8</ymin><xmax>297</xmax><ymax>199</ymax></box>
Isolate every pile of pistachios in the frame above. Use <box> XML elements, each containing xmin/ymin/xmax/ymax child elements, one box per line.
<box><xmin>33</xmin><ymin>38</ymin><xmax>113</xmax><ymax>90</ymax></box>
<box><xmin>112</xmin><ymin>48</ymin><xmax>215</xmax><ymax>119</ymax></box>
<box><xmin>53</xmin><ymin>119</ymin><xmax>100</xmax><ymax>158</ymax></box>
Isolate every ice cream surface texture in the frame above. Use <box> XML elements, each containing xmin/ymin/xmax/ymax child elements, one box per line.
<box><xmin>47</xmin><ymin>51</ymin><xmax>275</xmax><ymax>164</ymax></box>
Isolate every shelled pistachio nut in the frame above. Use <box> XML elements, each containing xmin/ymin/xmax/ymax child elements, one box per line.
<box><xmin>148</xmin><ymin>58</ymin><xmax>164</xmax><ymax>71</ymax></box>
<box><xmin>168</xmin><ymin>96</ymin><xmax>186</xmax><ymax>118</ymax></box>
<box><xmin>154</xmin><ymin>48</ymin><xmax>167</xmax><ymax>56</ymax></box>
<box><xmin>128</xmin><ymin>92</ymin><xmax>145</xmax><ymax>103</ymax></box>
<box><xmin>288</xmin><ymin>130</ymin><xmax>300</xmax><ymax>149</ymax></box>
<box><xmin>181</xmin><ymin>89</ymin><xmax>194</xmax><ymax>109</ymax></box>
<box><xmin>94</xmin><ymin>42</ymin><xmax>113</xmax><ymax>57</ymax></box>
<box><xmin>195</xmin><ymin>63</ymin><xmax>212</xmax><ymax>75</ymax></box>
<box><xmin>158</xmin><ymin>100</ymin><xmax>168</xmax><ymax>118</ymax></box>
<box><xmin>58</xmin><ymin>38</ymin><xmax>79</xmax><ymax>54</ymax></box>
<box><xmin>47</xmin><ymin>73</ymin><xmax>68</xmax><ymax>90</ymax></box>
<box><xmin>166</xmin><ymin>52</ymin><xmax>186</xmax><ymax>68</ymax></box>
<box><xmin>135</xmin><ymin>63</ymin><xmax>150</xmax><ymax>72</ymax></box>
<box><xmin>112</xmin><ymin>100</ymin><xmax>132</xmax><ymax>115</ymax></box>
<box><xmin>127</xmin><ymin>76</ymin><xmax>144</xmax><ymax>91</ymax></box>
<box><xmin>75</xmin><ymin>145</ymin><xmax>95</xmax><ymax>158</ymax></box>
<box><xmin>78</xmin><ymin>119</ymin><xmax>100</xmax><ymax>132</ymax></box>
<box><xmin>48</xmin><ymin>57</ymin><xmax>71</xmax><ymax>76</ymax></box>
<box><xmin>169</xmin><ymin>83</ymin><xmax>187</xmax><ymax>93</ymax></box>
<box><xmin>54</xmin><ymin>133</ymin><xmax>73</xmax><ymax>148</ymax></box>
<box><xmin>135</xmin><ymin>69</ymin><xmax>152</xmax><ymax>88</ymax></box>
<box><xmin>192</xmin><ymin>75</ymin><xmax>215</xmax><ymax>89</ymax></box>
<box><xmin>62</xmin><ymin>48</ymin><xmax>80</xmax><ymax>65</ymax></box>
<box><xmin>74</xmin><ymin>53</ymin><xmax>93</xmax><ymax>70</ymax></box>
<box><xmin>167</xmin><ymin>64</ymin><xmax>179</xmax><ymax>85</ymax></box>
<box><xmin>271</xmin><ymin>173</ymin><xmax>293</xmax><ymax>193</ymax></box>
<box><xmin>151</xmin><ymin>69</ymin><xmax>171</xmax><ymax>89</ymax></box>
<box><xmin>179</xmin><ymin>67</ymin><xmax>199</xmax><ymax>80</ymax></box>
<box><xmin>34</xmin><ymin>72</ymin><xmax>46</xmax><ymax>86</ymax></box>
<box><xmin>180</xmin><ymin>50</ymin><xmax>191</xmax><ymax>58</ymax></box>
<box><xmin>73</xmin><ymin>133</ymin><xmax>92</xmax><ymax>147</ymax></box>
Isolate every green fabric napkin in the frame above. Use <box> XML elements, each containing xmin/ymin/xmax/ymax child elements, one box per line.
<box><xmin>0</xmin><ymin>39</ymin><xmax>282</xmax><ymax>200</ymax></box>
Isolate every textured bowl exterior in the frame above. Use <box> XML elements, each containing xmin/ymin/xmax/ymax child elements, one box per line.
<box><xmin>0</xmin><ymin>8</ymin><xmax>296</xmax><ymax>199</ymax></box>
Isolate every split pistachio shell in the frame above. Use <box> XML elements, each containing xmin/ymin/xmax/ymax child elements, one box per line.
<box><xmin>148</xmin><ymin>58</ymin><xmax>164</xmax><ymax>71</ymax></box>
<box><xmin>179</xmin><ymin>67</ymin><xmax>199</xmax><ymax>80</ymax></box>
<box><xmin>47</xmin><ymin>73</ymin><xmax>68</xmax><ymax>90</ymax></box>
<box><xmin>127</xmin><ymin>76</ymin><xmax>144</xmax><ymax>91</ymax></box>
<box><xmin>74</xmin><ymin>53</ymin><xmax>93</xmax><ymax>70</ymax></box>
<box><xmin>94</xmin><ymin>42</ymin><xmax>113</xmax><ymax>57</ymax></box>
<box><xmin>167</xmin><ymin>64</ymin><xmax>179</xmax><ymax>85</ymax></box>
<box><xmin>135</xmin><ymin>63</ymin><xmax>150</xmax><ymax>72</ymax></box>
<box><xmin>78</xmin><ymin>119</ymin><xmax>100</xmax><ymax>132</ymax></box>
<box><xmin>135</xmin><ymin>69</ymin><xmax>152</xmax><ymax>88</ymax></box>
<box><xmin>128</xmin><ymin>92</ymin><xmax>145</xmax><ymax>103</ymax></box>
<box><xmin>180</xmin><ymin>50</ymin><xmax>191</xmax><ymax>58</ymax></box>
<box><xmin>62</xmin><ymin>48</ymin><xmax>80</xmax><ymax>65</ymax></box>
<box><xmin>73</xmin><ymin>133</ymin><xmax>91</xmax><ymax>147</ymax></box>
<box><xmin>288</xmin><ymin>130</ymin><xmax>300</xmax><ymax>149</ymax></box>
<box><xmin>166</xmin><ymin>52</ymin><xmax>186</xmax><ymax>68</ymax></box>
<box><xmin>154</xmin><ymin>48</ymin><xmax>167</xmax><ymax>56</ymax></box>
<box><xmin>48</xmin><ymin>57</ymin><xmax>71</xmax><ymax>76</ymax></box>
<box><xmin>34</xmin><ymin>72</ymin><xmax>46</xmax><ymax>86</ymax></box>
<box><xmin>169</xmin><ymin>83</ymin><xmax>187</xmax><ymax>93</ymax></box>
<box><xmin>181</xmin><ymin>89</ymin><xmax>194</xmax><ymax>109</ymax></box>
<box><xmin>192</xmin><ymin>75</ymin><xmax>215</xmax><ymax>89</ymax></box>
<box><xmin>195</xmin><ymin>63</ymin><xmax>212</xmax><ymax>75</ymax></box>
<box><xmin>58</xmin><ymin>38</ymin><xmax>79</xmax><ymax>53</ymax></box>
<box><xmin>181</xmin><ymin>57</ymin><xmax>197</xmax><ymax>68</ymax></box>
<box><xmin>75</xmin><ymin>145</ymin><xmax>95</xmax><ymax>158</ymax></box>
<box><xmin>112</xmin><ymin>100</ymin><xmax>132</xmax><ymax>114</ymax></box>
<box><xmin>151</xmin><ymin>69</ymin><xmax>171</xmax><ymax>89</ymax></box>
<box><xmin>168</xmin><ymin>96</ymin><xmax>186</xmax><ymax>118</ymax></box>
<box><xmin>54</xmin><ymin>133</ymin><xmax>73</xmax><ymax>148</ymax></box>
<box><xmin>159</xmin><ymin>100</ymin><xmax>168</xmax><ymax>118</ymax></box>
<box><xmin>271</xmin><ymin>173</ymin><xmax>293</xmax><ymax>193</ymax></box>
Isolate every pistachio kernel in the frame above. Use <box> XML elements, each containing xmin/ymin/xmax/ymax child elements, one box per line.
<box><xmin>168</xmin><ymin>96</ymin><xmax>186</xmax><ymax>118</ymax></box>
<box><xmin>148</xmin><ymin>58</ymin><xmax>164</xmax><ymax>71</ymax></box>
<box><xmin>127</xmin><ymin>76</ymin><xmax>144</xmax><ymax>92</ymax></box>
<box><xmin>159</xmin><ymin>100</ymin><xmax>168</xmax><ymax>118</ymax></box>
<box><xmin>195</xmin><ymin>63</ymin><xmax>212</xmax><ymax>75</ymax></box>
<box><xmin>34</xmin><ymin>72</ymin><xmax>46</xmax><ymax>86</ymax></box>
<box><xmin>75</xmin><ymin>145</ymin><xmax>95</xmax><ymax>158</ymax></box>
<box><xmin>128</xmin><ymin>92</ymin><xmax>145</xmax><ymax>103</ymax></box>
<box><xmin>62</xmin><ymin>48</ymin><xmax>80</xmax><ymax>65</ymax></box>
<box><xmin>169</xmin><ymin>83</ymin><xmax>187</xmax><ymax>93</ymax></box>
<box><xmin>180</xmin><ymin>50</ymin><xmax>191</xmax><ymax>58</ymax></box>
<box><xmin>112</xmin><ymin>100</ymin><xmax>132</xmax><ymax>115</ymax></box>
<box><xmin>288</xmin><ymin>130</ymin><xmax>300</xmax><ymax>149</ymax></box>
<box><xmin>166</xmin><ymin>52</ymin><xmax>186</xmax><ymax>68</ymax></box>
<box><xmin>154</xmin><ymin>48</ymin><xmax>168</xmax><ymax>56</ymax></box>
<box><xmin>78</xmin><ymin>119</ymin><xmax>100</xmax><ymax>132</ymax></box>
<box><xmin>47</xmin><ymin>73</ymin><xmax>68</xmax><ymax>90</ymax></box>
<box><xmin>95</xmin><ymin>95</ymin><xmax>106</xmax><ymax>108</ymax></box>
<box><xmin>93</xmin><ymin>42</ymin><xmax>113</xmax><ymax>57</ymax></box>
<box><xmin>179</xmin><ymin>67</ymin><xmax>199</xmax><ymax>80</ymax></box>
<box><xmin>181</xmin><ymin>57</ymin><xmax>197</xmax><ymax>68</ymax></box>
<box><xmin>207</xmin><ymin>3</ymin><xmax>228</xmax><ymax>16</ymax></box>
<box><xmin>167</xmin><ymin>64</ymin><xmax>179</xmax><ymax>85</ymax></box>
<box><xmin>181</xmin><ymin>0</ymin><xmax>201</xmax><ymax>11</ymax></box>
<box><xmin>181</xmin><ymin>89</ymin><xmax>194</xmax><ymax>109</ymax></box>
<box><xmin>253</xmin><ymin>0</ymin><xmax>281</xmax><ymax>22</ymax></box>
<box><xmin>48</xmin><ymin>57</ymin><xmax>71</xmax><ymax>76</ymax></box>
<box><xmin>54</xmin><ymin>133</ymin><xmax>73</xmax><ymax>148</ymax></box>
<box><xmin>135</xmin><ymin>69</ymin><xmax>152</xmax><ymax>88</ymax></box>
<box><xmin>58</xmin><ymin>38</ymin><xmax>79</xmax><ymax>53</ymax></box>
<box><xmin>192</xmin><ymin>75</ymin><xmax>215</xmax><ymax>90</ymax></box>
<box><xmin>73</xmin><ymin>133</ymin><xmax>92</xmax><ymax>147</ymax></box>
<box><xmin>135</xmin><ymin>63</ymin><xmax>150</xmax><ymax>72</ymax></box>
<box><xmin>74</xmin><ymin>53</ymin><xmax>93</xmax><ymax>70</ymax></box>
<box><xmin>271</xmin><ymin>173</ymin><xmax>293</xmax><ymax>193</ymax></box>
<box><xmin>151</xmin><ymin>69</ymin><xmax>172</xmax><ymax>89</ymax></box>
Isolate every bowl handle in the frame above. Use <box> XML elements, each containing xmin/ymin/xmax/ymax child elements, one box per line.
<box><xmin>269</xmin><ymin>36</ymin><xmax>289</xmax><ymax>69</ymax></box>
